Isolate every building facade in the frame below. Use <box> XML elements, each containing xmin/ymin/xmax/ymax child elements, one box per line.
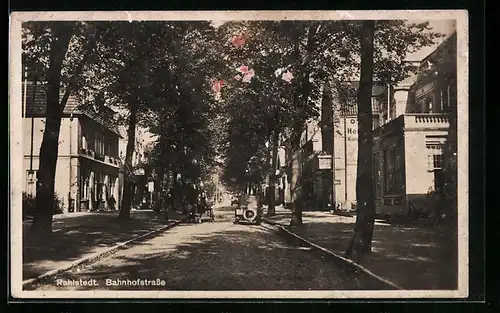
<box><xmin>282</xmin><ymin>32</ymin><xmax>457</xmax><ymax>216</ymax></box>
<box><xmin>284</xmin><ymin>83</ymin><xmax>385</xmax><ymax>211</ymax></box>
<box><xmin>263</xmin><ymin>143</ymin><xmax>287</xmax><ymax>207</ymax></box>
<box><xmin>117</xmin><ymin>125</ymin><xmax>153</xmax><ymax>209</ymax></box>
<box><xmin>22</xmin><ymin>81</ymin><xmax>122</xmax><ymax>213</ymax></box>
<box><xmin>373</xmin><ymin>32</ymin><xmax>457</xmax><ymax>216</ymax></box>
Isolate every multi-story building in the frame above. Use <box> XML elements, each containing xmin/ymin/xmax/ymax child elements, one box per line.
<box><xmin>262</xmin><ymin>141</ymin><xmax>287</xmax><ymax>207</ymax></box>
<box><xmin>22</xmin><ymin>80</ymin><xmax>122</xmax><ymax>213</ymax></box>
<box><xmin>282</xmin><ymin>32</ymin><xmax>457</xmax><ymax>216</ymax></box>
<box><xmin>117</xmin><ymin>125</ymin><xmax>155</xmax><ymax>209</ymax></box>
<box><xmin>280</xmin><ymin>83</ymin><xmax>384</xmax><ymax>211</ymax></box>
<box><xmin>299</xmin><ymin>83</ymin><xmax>385</xmax><ymax>211</ymax></box>
<box><xmin>372</xmin><ymin>32</ymin><xmax>457</xmax><ymax>216</ymax></box>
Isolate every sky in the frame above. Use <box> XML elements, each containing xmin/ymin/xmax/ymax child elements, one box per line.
<box><xmin>406</xmin><ymin>19</ymin><xmax>456</xmax><ymax>61</ymax></box>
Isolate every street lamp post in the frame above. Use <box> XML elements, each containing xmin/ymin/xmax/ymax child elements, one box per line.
<box><xmin>331</xmin><ymin>123</ymin><xmax>336</xmax><ymax>212</ymax></box>
<box><xmin>28</xmin><ymin>73</ymin><xmax>38</xmax><ymax>195</ymax></box>
<box><xmin>343</xmin><ymin>105</ymin><xmax>348</xmax><ymax>208</ymax></box>
<box><xmin>23</xmin><ymin>66</ymin><xmax>27</xmax><ymax>118</ymax></box>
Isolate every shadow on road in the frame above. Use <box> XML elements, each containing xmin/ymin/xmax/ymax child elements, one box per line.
<box><xmin>36</xmin><ymin>221</ymin><xmax>388</xmax><ymax>291</ymax></box>
<box><xmin>280</xmin><ymin>221</ymin><xmax>457</xmax><ymax>290</ymax></box>
<box><xmin>23</xmin><ymin>211</ymin><xmax>185</xmax><ymax>280</ymax></box>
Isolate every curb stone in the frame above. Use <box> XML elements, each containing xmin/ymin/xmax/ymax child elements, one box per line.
<box><xmin>262</xmin><ymin>218</ymin><xmax>404</xmax><ymax>290</ymax></box>
<box><xmin>22</xmin><ymin>218</ymin><xmax>186</xmax><ymax>289</ymax></box>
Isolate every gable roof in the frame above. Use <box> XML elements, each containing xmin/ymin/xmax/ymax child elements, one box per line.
<box><xmin>22</xmin><ymin>82</ymin><xmax>121</xmax><ymax>136</ymax></box>
<box><xmin>421</xmin><ymin>32</ymin><xmax>457</xmax><ymax>66</ymax></box>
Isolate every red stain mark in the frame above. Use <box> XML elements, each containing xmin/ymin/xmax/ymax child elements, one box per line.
<box><xmin>237</xmin><ymin>65</ymin><xmax>249</xmax><ymax>74</ymax></box>
<box><xmin>212</xmin><ymin>80</ymin><xmax>224</xmax><ymax>93</ymax></box>
<box><xmin>231</xmin><ymin>34</ymin><xmax>247</xmax><ymax>47</ymax></box>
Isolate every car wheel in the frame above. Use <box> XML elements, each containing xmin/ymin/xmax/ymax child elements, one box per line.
<box><xmin>243</xmin><ymin>208</ymin><xmax>258</xmax><ymax>222</ymax></box>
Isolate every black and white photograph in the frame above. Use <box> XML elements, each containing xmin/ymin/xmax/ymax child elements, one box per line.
<box><xmin>9</xmin><ymin>10</ymin><xmax>469</xmax><ymax>299</ymax></box>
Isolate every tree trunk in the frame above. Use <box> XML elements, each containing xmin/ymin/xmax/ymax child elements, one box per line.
<box><xmin>154</xmin><ymin>165</ymin><xmax>165</xmax><ymax>214</ymax></box>
<box><xmin>288</xmin><ymin>24</ymin><xmax>318</xmax><ymax>225</ymax></box>
<box><xmin>267</xmin><ymin>128</ymin><xmax>280</xmax><ymax>216</ymax></box>
<box><xmin>30</xmin><ymin>25</ymin><xmax>73</xmax><ymax>236</ymax></box>
<box><xmin>118</xmin><ymin>101</ymin><xmax>138</xmax><ymax>221</ymax></box>
<box><xmin>170</xmin><ymin>170</ymin><xmax>179</xmax><ymax>217</ymax></box>
<box><xmin>162</xmin><ymin>170</ymin><xmax>172</xmax><ymax>221</ymax></box>
<box><xmin>345</xmin><ymin>20</ymin><xmax>376</xmax><ymax>259</ymax></box>
<box><xmin>442</xmin><ymin>85</ymin><xmax>458</xmax><ymax>226</ymax></box>
<box><xmin>289</xmin><ymin>135</ymin><xmax>303</xmax><ymax>226</ymax></box>
<box><xmin>439</xmin><ymin>80</ymin><xmax>458</xmax><ymax>287</ymax></box>
<box><xmin>154</xmin><ymin>132</ymin><xmax>168</xmax><ymax>214</ymax></box>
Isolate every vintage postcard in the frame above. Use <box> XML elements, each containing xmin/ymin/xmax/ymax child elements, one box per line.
<box><xmin>9</xmin><ymin>10</ymin><xmax>469</xmax><ymax>299</ymax></box>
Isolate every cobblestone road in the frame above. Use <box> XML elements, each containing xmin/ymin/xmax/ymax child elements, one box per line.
<box><xmin>29</xmin><ymin>207</ymin><xmax>374</xmax><ymax>291</ymax></box>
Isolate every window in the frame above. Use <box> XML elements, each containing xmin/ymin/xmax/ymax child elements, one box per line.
<box><xmin>426</xmin><ymin>97</ymin><xmax>433</xmax><ymax>113</ymax></box>
<box><xmin>383</xmin><ymin>148</ymin><xmax>395</xmax><ymax>194</ymax></box>
<box><xmin>79</xmin><ymin>168</ymin><xmax>90</xmax><ymax>199</ymax></box>
<box><xmin>395</xmin><ymin>145</ymin><xmax>405</xmax><ymax>193</ymax></box>
<box><xmin>440</xmin><ymin>87</ymin><xmax>449</xmax><ymax>112</ymax></box>
<box><xmin>82</xmin><ymin>135</ymin><xmax>87</xmax><ymax>150</ymax></box>
<box><xmin>373</xmin><ymin>152</ymin><xmax>382</xmax><ymax>198</ymax></box>
<box><xmin>100</xmin><ymin>135</ymin><xmax>104</xmax><ymax>155</ymax></box>
<box><xmin>104</xmin><ymin>137</ymin><xmax>110</xmax><ymax>156</ymax></box>
<box><xmin>426</xmin><ymin>144</ymin><xmax>444</xmax><ymax>171</ymax></box>
<box><xmin>26</xmin><ymin>170</ymin><xmax>38</xmax><ymax>196</ymax></box>
<box><xmin>95</xmin><ymin>133</ymin><xmax>105</xmax><ymax>155</ymax></box>
<box><xmin>95</xmin><ymin>172</ymin><xmax>104</xmax><ymax>202</ymax></box>
<box><xmin>426</xmin><ymin>143</ymin><xmax>445</xmax><ymax>192</ymax></box>
<box><xmin>433</xmin><ymin>154</ymin><xmax>444</xmax><ymax>169</ymax></box>
<box><xmin>383</xmin><ymin>145</ymin><xmax>404</xmax><ymax>195</ymax></box>
<box><xmin>106</xmin><ymin>177</ymin><xmax>114</xmax><ymax>199</ymax></box>
<box><xmin>87</xmin><ymin>132</ymin><xmax>95</xmax><ymax>151</ymax></box>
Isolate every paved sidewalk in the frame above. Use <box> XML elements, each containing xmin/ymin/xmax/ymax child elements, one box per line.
<box><xmin>264</xmin><ymin>207</ymin><xmax>458</xmax><ymax>290</ymax></box>
<box><xmin>22</xmin><ymin>209</ymin><xmax>187</xmax><ymax>280</ymax></box>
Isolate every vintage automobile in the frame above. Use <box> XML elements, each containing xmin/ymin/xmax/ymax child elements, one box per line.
<box><xmin>234</xmin><ymin>194</ymin><xmax>263</xmax><ymax>225</ymax></box>
<box><xmin>230</xmin><ymin>195</ymin><xmax>239</xmax><ymax>206</ymax></box>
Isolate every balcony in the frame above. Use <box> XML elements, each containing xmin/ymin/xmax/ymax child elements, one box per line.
<box><xmin>80</xmin><ymin>148</ymin><xmax>95</xmax><ymax>158</ymax></box>
<box><xmin>403</xmin><ymin>113</ymin><xmax>450</xmax><ymax>130</ymax></box>
<box><xmin>79</xmin><ymin>148</ymin><xmax>120</xmax><ymax>168</ymax></box>
<box><xmin>105</xmin><ymin>155</ymin><xmax>121</xmax><ymax>166</ymax></box>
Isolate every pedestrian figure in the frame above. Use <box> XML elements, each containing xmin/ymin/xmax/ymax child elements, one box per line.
<box><xmin>108</xmin><ymin>195</ymin><xmax>116</xmax><ymax>211</ymax></box>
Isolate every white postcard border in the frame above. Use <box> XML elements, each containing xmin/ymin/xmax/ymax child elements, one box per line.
<box><xmin>9</xmin><ymin>10</ymin><xmax>470</xmax><ymax>299</ymax></box>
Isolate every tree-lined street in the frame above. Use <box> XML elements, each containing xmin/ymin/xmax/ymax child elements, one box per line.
<box><xmin>18</xmin><ymin>16</ymin><xmax>460</xmax><ymax>293</ymax></box>
<box><xmin>27</xmin><ymin>206</ymin><xmax>383</xmax><ymax>291</ymax></box>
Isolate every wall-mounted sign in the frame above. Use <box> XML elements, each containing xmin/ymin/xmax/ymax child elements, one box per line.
<box><xmin>134</xmin><ymin>168</ymin><xmax>145</xmax><ymax>175</ymax></box>
<box><xmin>317</xmin><ymin>156</ymin><xmax>332</xmax><ymax>170</ymax></box>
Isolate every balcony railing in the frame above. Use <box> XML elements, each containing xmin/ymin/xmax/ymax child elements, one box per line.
<box><xmin>403</xmin><ymin>113</ymin><xmax>450</xmax><ymax>129</ymax></box>
<box><xmin>80</xmin><ymin>148</ymin><xmax>95</xmax><ymax>158</ymax></box>
<box><xmin>79</xmin><ymin>148</ymin><xmax>120</xmax><ymax>167</ymax></box>
<box><xmin>105</xmin><ymin>155</ymin><xmax>121</xmax><ymax>166</ymax></box>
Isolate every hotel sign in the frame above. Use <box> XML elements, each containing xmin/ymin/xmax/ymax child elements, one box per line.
<box><xmin>346</xmin><ymin>118</ymin><xmax>358</xmax><ymax>141</ymax></box>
